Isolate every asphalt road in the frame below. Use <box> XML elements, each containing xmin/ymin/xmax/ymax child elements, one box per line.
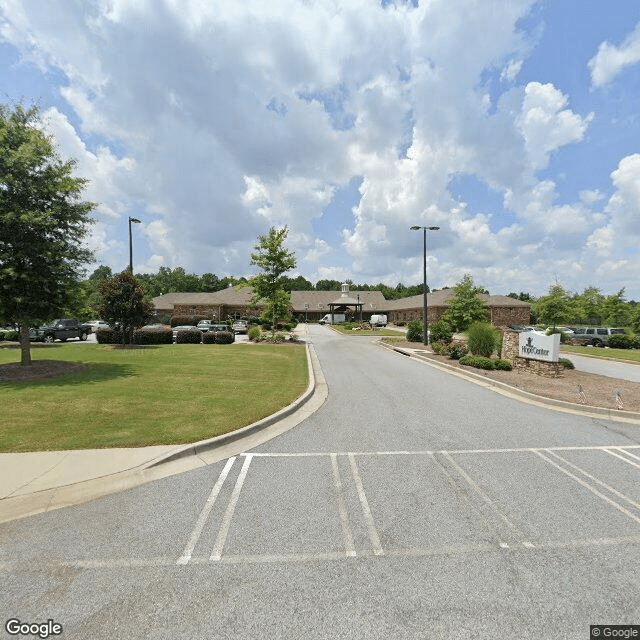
<box><xmin>563</xmin><ymin>351</ymin><xmax>640</xmax><ymax>382</ymax></box>
<box><xmin>2</xmin><ymin>325</ymin><xmax>639</xmax><ymax>639</ymax></box>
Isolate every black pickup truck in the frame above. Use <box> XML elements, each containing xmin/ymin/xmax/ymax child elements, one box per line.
<box><xmin>30</xmin><ymin>319</ymin><xmax>91</xmax><ymax>343</ymax></box>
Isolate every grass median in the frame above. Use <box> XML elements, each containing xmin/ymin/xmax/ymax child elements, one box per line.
<box><xmin>0</xmin><ymin>342</ymin><xmax>308</xmax><ymax>452</ymax></box>
<box><xmin>561</xmin><ymin>345</ymin><xmax>640</xmax><ymax>362</ymax></box>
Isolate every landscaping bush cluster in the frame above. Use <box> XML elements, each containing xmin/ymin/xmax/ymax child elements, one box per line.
<box><xmin>459</xmin><ymin>355</ymin><xmax>512</xmax><ymax>371</ymax></box>
<box><xmin>175</xmin><ymin>328</ymin><xmax>202</xmax><ymax>344</ymax></box>
<box><xmin>607</xmin><ymin>334</ymin><xmax>639</xmax><ymax>349</ymax></box>
<box><xmin>406</xmin><ymin>319</ymin><xmax>423</xmax><ymax>342</ymax></box>
<box><xmin>467</xmin><ymin>322</ymin><xmax>500</xmax><ymax>358</ymax></box>
<box><xmin>559</xmin><ymin>358</ymin><xmax>575</xmax><ymax>369</ymax></box>
<box><xmin>133</xmin><ymin>326</ymin><xmax>173</xmax><ymax>344</ymax></box>
<box><xmin>202</xmin><ymin>330</ymin><xmax>235</xmax><ymax>344</ymax></box>
<box><xmin>95</xmin><ymin>328</ymin><xmax>124</xmax><ymax>344</ymax></box>
<box><xmin>430</xmin><ymin>340</ymin><xmax>469</xmax><ymax>360</ymax></box>
<box><xmin>248</xmin><ymin>326</ymin><xmax>261</xmax><ymax>342</ymax></box>
<box><xmin>429</xmin><ymin>320</ymin><xmax>454</xmax><ymax>344</ymax></box>
<box><xmin>1</xmin><ymin>330</ymin><xmax>20</xmax><ymax>341</ymax></box>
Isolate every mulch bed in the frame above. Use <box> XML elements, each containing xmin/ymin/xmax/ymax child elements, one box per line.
<box><xmin>0</xmin><ymin>360</ymin><xmax>89</xmax><ymax>382</ymax></box>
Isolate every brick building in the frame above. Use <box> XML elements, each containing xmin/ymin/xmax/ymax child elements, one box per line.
<box><xmin>152</xmin><ymin>284</ymin><xmax>530</xmax><ymax>327</ymax></box>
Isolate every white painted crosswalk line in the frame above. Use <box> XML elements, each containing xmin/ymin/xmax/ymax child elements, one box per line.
<box><xmin>176</xmin><ymin>456</ymin><xmax>236</xmax><ymax>565</ymax></box>
<box><xmin>348</xmin><ymin>453</ymin><xmax>384</xmax><ymax>556</ymax></box>
<box><xmin>210</xmin><ymin>454</ymin><xmax>253</xmax><ymax>561</ymax></box>
<box><xmin>330</xmin><ymin>454</ymin><xmax>357</xmax><ymax>557</ymax></box>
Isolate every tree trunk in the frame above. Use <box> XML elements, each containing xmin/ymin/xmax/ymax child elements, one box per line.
<box><xmin>19</xmin><ymin>325</ymin><xmax>32</xmax><ymax>366</ymax></box>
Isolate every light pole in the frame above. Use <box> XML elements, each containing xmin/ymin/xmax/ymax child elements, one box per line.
<box><xmin>410</xmin><ymin>225</ymin><xmax>439</xmax><ymax>345</ymax></box>
<box><xmin>128</xmin><ymin>217</ymin><xmax>141</xmax><ymax>273</ymax></box>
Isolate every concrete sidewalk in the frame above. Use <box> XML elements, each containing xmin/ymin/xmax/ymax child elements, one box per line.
<box><xmin>0</xmin><ymin>327</ymin><xmax>328</xmax><ymax>524</ymax></box>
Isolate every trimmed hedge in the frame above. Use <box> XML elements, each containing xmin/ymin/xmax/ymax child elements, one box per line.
<box><xmin>607</xmin><ymin>334</ymin><xmax>635</xmax><ymax>349</ymax></box>
<box><xmin>176</xmin><ymin>328</ymin><xmax>202</xmax><ymax>344</ymax></box>
<box><xmin>133</xmin><ymin>326</ymin><xmax>173</xmax><ymax>344</ymax></box>
<box><xmin>95</xmin><ymin>328</ymin><xmax>124</xmax><ymax>344</ymax></box>
<box><xmin>459</xmin><ymin>355</ymin><xmax>496</xmax><ymax>370</ymax></box>
<box><xmin>214</xmin><ymin>330</ymin><xmax>235</xmax><ymax>344</ymax></box>
<box><xmin>493</xmin><ymin>359</ymin><xmax>513</xmax><ymax>371</ymax></box>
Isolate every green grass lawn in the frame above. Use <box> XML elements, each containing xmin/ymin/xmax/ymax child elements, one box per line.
<box><xmin>0</xmin><ymin>343</ymin><xmax>308</xmax><ymax>452</ymax></box>
<box><xmin>330</xmin><ymin>325</ymin><xmax>406</xmax><ymax>336</ymax></box>
<box><xmin>561</xmin><ymin>345</ymin><xmax>640</xmax><ymax>362</ymax></box>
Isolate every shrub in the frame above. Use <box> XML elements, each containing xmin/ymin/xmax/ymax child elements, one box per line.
<box><xmin>406</xmin><ymin>320</ymin><xmax>423</xmax><ymax>342</ymax></box>
<box><xmin>396</xmin><ymin>321</ymin><xmax>406</xmax><ymax>327</ymax></box>
<box><xmin>467</xmin><ymin>322</ymin><xmax>499</xmax><ymax>357</ymax></box>
<box><xmin>4</xmin><ymin>330</ymin><xmax>19</xmax><ymax>341</ymax></box>
<box><xmin>95</xmin><ymin>328</ymin><xmax>124</xmax><ymax>344</ymax></box>
<box><xmin>546</xmin><ymin>328</ymin><xmax>570</xmax><ymax>343</ymax></box>
<box><xmin>202</xmin><ymin>331</ymin><xmax>217</xmax><ymax>344</ymax></box>
<box><xmin>559</xmin><ymin>358</ymin><xmax>575</xmax><ymax>369</ymax></box>
<box><xmin>633</xmin><ymin>336</ymin><xmax>640</xmax><ymax>349</ymax></box>
<box><xmin>430</xmin><ymin>319</ymin><xmax>454</xmax><ymax>344</ymax></box>
<box><xmin>459</xmin><ymin>354</ymin><xmax>495</xmax><ymax>370</ymax></box>
<box><xmin>449</xmin><ymin>344</ymin><xmax>468</xmax><ymax>360</ymax></box>
<box><xmin>176</xmin><ymin>328</ymin><xmax>202</xmax><ymax>344</ymax></box>
<box><xmin>133</xmin><ymin>326</ymin><xmax>173</xmax><ymax>345</ymax></box>
<box><xmin>493</xmin><ymin>359</ymin><xmax>512</xmax><ymax>371</ymax></box>
<box><xmin>248</xmin><ymin>326</ymin><xmax>261</xmax><ymax>342</ymax></box>
<box><xmin>214</xmin><ymin>331</ymin><xmax>235</xmax><ymax>344</ymax></box>
<box><xmin>607</xmin><ymin>334</ymin><xmax>635</xmax><ymax>349</ymax></box>
<box><xmin>0</xmin><ymin>331</ymin><xmax>4</xmax><ymax>341</ymax></box>
<box><xmin>430</xmin><ymin>341</ymin><xmax>449</xmax><ymax>355</ymax></box>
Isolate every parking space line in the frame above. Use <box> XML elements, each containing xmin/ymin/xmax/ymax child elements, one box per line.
<box><xmin>534</xmin><ymin>451</ymin><xmax>640</xmax><ymax>525</ymax></box>
<box><xmin>330</xmin><ymin>454</ymin><xmax>356</xmax><ymax>557</ymax></box>
<box><xmin>545</xmin><ymin>450</ymin><xmax>640</xmax><ymax>512</ymax></box>
<box><xmin>210</xmin><ymin>454</ymin><xmax>253</xmax><ymax>561</ymax></box>
<box><xmin>348</xmin><ymin>453</ymin><xmax>384</xmax><ymax>556</ymax></box>
<box><xmin>440</xmin><ymin>451</ymin><xmax>525</xmax><ymax>541</ymax></box>
<box><xmin>605</xmin><ymin>448</ymin><xmax>640</xmax><ymax>469</ymax></box>
<box><xmin>176</xmin><ymin>457</ymin><xmax>236</xmax><ymax>565</ymax></box>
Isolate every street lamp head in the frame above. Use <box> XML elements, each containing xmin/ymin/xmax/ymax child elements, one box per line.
<box><xmin>428</xmin><ymin>226</ymin><xmax>440</xmax><ymax>230</ymax></box>
<box><xmin>129</xmin><ymin>217</ymin><xmax>141</xmax><ymax>224</ymax></box>
<box><xmin>410</xmin><ymin>225</ymin><xmax>421</xmax><ymax>230</ymax></box>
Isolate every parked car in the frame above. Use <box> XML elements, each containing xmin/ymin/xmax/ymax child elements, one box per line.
<box><xmin>568</xmin><ymin>327</ymin><xmax>626</xmax><ymax>347</ymax></box>
<box><xmin>197</xmin><ymin>320</ymin><xmax>216</xmax><ymax>332</ymax></box>
<box><xmin>86</xmin><ymin>320</ymin><xmax>111</xmax><ymax>332</ymax></box>
<box><xmin>231</xmin><ymin>320</ymin><xmax>248</xmax><ymax>334</ymax></box>
<box><xmin>30</xmin><ymin>319</ymin><xmax>91</xmax><ymax>343</ymax></box>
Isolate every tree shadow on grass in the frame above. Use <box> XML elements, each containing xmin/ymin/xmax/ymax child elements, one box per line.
<box><xmin>0</xmin><ymin>361</ymin><xmax>137</xmax><ymax>388</ymax></box>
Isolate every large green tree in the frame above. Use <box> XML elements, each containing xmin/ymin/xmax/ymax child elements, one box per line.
<box><xmin>248</xmin><ymin>226</ymin><xmax>296</xmax><ymax>330</ymax></box>
<box><xmin>534</xmin><ymin>283</ymin><xmax>572</xmax><ymax>329</ymax></box>
<box><xmin>443</xmin><ymin>274</ymin><xmax>488</xmax><ymax>331</ymax></box>
<box><xmin>98</xmin><ymin>271</ymin><xmax>153</xmax><ymax>344</ymax></box>
<box><xmin>0</xmin><ymin>104</ymin><xmax>95</xmax><ymax>365</ymax></box>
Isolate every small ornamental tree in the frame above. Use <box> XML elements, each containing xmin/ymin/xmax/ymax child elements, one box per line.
<box><xmin>443</xmin><ymin>274</ymin><xmax>489</xmax><ymax>331</ymax></box>
<box><xmin>98</xmin><ymin>271</ymin><xmax>153</xmax><ymax>344</ymax></box>
<box><xmin>248</xmin><ymin>226</ymin><xmax>296</xmax><ymax>331</ymax></box>
<box><xmin>534</xmin><ymin>283</ymin><xmax>571</xmax><ymax>329</ymax></box>
<box><xmin>0</xmin><ymin>104</ymin><xmax>95</xmax><ymax>365</ymax></box>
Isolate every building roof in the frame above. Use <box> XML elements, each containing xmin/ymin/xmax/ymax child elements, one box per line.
<box><xmin>153</xmin><ymin>287</ymin><xmax>531</xmax><ymax>313</ymax></box>
<box><xmin>290</xmin><ymin>290</ymin><xmax>387</xmax><ymax>312</ymax></box>
<box><xmin>152</xmin><ymin>287</ymin><xmax>255</xmax><ymax>312</ymax></box>
<box><xmin>383</xmin><ymin>290</ymin><xmax>531</xmax><ymax>311</ymax></box>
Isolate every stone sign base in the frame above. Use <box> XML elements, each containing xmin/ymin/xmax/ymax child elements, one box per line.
<box><xmin>501</xmin><ymin>330</ymin><xmax>564</xmax><ymax>378</ymax></box>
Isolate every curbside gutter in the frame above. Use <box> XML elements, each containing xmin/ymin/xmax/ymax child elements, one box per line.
<box><xmin>378</xmin><ymin>340</ymin><xmax>640</xmax><ymax>425</ymax></box>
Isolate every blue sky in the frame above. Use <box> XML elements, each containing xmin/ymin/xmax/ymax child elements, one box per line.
<box><xmin>1</xmin><ymin>0</ymin><xmax>639</xmax><ymax>298</ymax></box>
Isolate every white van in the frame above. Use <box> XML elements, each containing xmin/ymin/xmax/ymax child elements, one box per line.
<box><xmin>319</xmin><ymin>313</ymin><xmax>345</xmax><ymax>325</ymax></box>
<box><xmin>369</xmin><ymin>314</ymin><xmax>387</xmax><ymax>327</ymax></box>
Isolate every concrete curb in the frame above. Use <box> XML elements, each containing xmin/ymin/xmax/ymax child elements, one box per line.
<box><xmin>378</xmin><ymin>340</ymin><xmax>640</xmax><ymax>425</ymax></box>
<box><xmin>143</xmin><ymin>341</ymin><xmax>317</xmax><ymax>469</ymax></box>
<box><xmin>0</xmin><ymin>338</ymin><xmax>324</xmax><ymax>523</ymax></box>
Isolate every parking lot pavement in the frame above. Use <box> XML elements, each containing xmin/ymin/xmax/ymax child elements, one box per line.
<box><xmin>8</xmin><ymin>444</ymin><xmax>636</xmax><ymax>569</ymax></box>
